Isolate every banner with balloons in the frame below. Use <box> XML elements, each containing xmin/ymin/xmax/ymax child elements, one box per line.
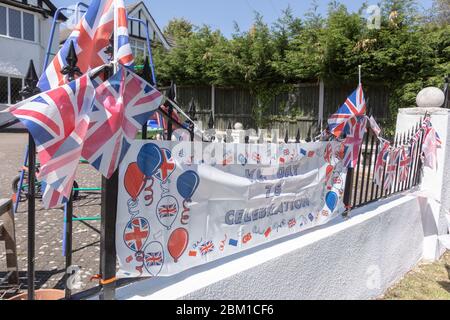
<box><xmin>116</xmin><ymin>140</ymin><xmax>347</xmax><ymax>277</ymax></box>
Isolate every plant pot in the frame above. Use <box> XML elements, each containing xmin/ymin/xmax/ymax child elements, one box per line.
<box><xmin>8</xmin><ymin>289</ymin><xmax>65</xmax><ymax>300</ymax></box>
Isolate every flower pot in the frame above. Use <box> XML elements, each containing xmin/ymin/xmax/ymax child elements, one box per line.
<box><xmin>8</xmin><ymin>289</ymin><xmax>65</xmax><ymax>300</ymax></box>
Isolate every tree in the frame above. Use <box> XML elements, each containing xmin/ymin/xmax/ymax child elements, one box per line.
<box><xmin>163</xmin><ymin>18</ymin><xmax>194</xmax><ymax>40</ymax></box>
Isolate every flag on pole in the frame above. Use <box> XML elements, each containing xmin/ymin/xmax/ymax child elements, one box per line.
<box><xmin>342</xmin><ymin>116</ymin><xmax>367</xmax><ymax>168</ymax></box>
<box><xmin>327</xmin><ymin>84</ymin><xmax>367</xmax><ymax>137</ymax></box>
<box><xmin>38</xmin><ymin>0</ymin><xmax>133</xmax><ymax>91</ymax></box>
<box><xmin>373</xmin><ymin>140</ymin><xmax>390</xmax><ymax>187</ymax></box>
<box><xmin>7</xmin><ymin>74</ymin><xmax>96</xmax><ymax>208</ymax></box>
<box><xmin>81</xmin><ymin>66</ymin><xmax>163</xmax><ymax>178</ymax></box>
<box><xmin>383</xmin><ymin>147</ymin><xmax>400</xmax><ymax>191</ymax></box>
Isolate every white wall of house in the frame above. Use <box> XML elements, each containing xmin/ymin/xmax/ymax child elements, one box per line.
<box><xmin>0</xmin><ymin>2</ymin><xmax>60</xmax><ymax>128</ymax></box>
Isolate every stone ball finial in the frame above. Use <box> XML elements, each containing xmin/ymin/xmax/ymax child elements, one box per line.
<box><xmin>416</xmin><ymin>87</ymin><xmax>445</xmax><ymax>108</ymax></box>
<box><xmin>234</xmin><ymin>122</ymin><xmax>244</xmax><ymax>130</ymax></box>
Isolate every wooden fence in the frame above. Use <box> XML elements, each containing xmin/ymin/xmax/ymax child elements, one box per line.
<box><xmin>163</xmin><ymin>82</ymin><xmax>391</xmax><ymax>140</ymax></box>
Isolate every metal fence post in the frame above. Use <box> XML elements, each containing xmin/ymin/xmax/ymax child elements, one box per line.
<box><xmin>20</xmin><ymin>60</ymin><xmax>40</xmax><ymax>300</ymax></box>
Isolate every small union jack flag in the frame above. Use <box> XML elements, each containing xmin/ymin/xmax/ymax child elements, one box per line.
<box><xmin>398</xmin><ymin>147</ymin><xmax>411</xmax><ymax>182</ymax></box>
<box><xmin>199</xmin><ymin>240</ymin><xmax>214</xmax><ymax>256</ymax></box>
<box><xmin>145</xmin><ymin>251</ymin><xmax>163</xmax><ymax>266</ymax></box>
<box><xmin>368</xmin><ymin>115</ymin><xmax>381</xmax><ymax>137</ymax></box>
<box><xmin>383</xmin><ymin>148</ymin><xmax>401</xmax><ymax>191</ymax></box>
<box><xmin>82</xmin><ymin>67</ymin><xmax>163</xmax><ymax>178</ymax></box>
<box><xmin>124</xmin><ymin>217</ymin><xmax>149</xmax><ymax>252</ymax></box>
<box><xmin>422</xmin><ymin>126</ymin><xmax>440</xmax><ymax>170</ymax></box>
<box><xmin>7</xmin><ymin>74</ymin><xmax>96</xmax><ymax>208</ymax></box>
<box><xmin>327</xmin><ymin>84</ymin><xmax>366</xmax><ymax>137</ymax></box>
<box><xmin>158</xmin><ymin>203</ymin><xmax>177</xmax><ymax>217</ymax></box>
<box><xmin>373</xmin><ymin>140</ymin><xmax>390</xmax><ymax>187</ymax></box>
<box><xmin>38</xmin><ymin>0</ymin><xmax>133</xmax><ymax>91</ymax></box>
<box><xmin>342</xmin><ymin>116</ymin><xmax>367</xmax><ymax>168</ymax></box>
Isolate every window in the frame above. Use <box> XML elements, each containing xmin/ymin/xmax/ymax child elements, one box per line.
<box><xmin>130</xmin><ymin>38</ymin><xmax>147</xmax><ymax>59</ymax></box>
<box><xmin>0</xmin><ymin>7</ymin><xmax>6</xmax><ymax>35</ymax></box>
<box><xmin>23</xmin><ymin>12</ymin><xmax>34</xmax><ymax>41</ymax></box>
<box><xmin>0</xmin><ymin>5</ymin><xmax>35</xmax><ymax>41</ymax></box>
<box><xmin>0</xmin><ymin>75</ymin><xmax>23</xmax><ymax>104</ymax></box>
<box><xmin>0</xmin><ymin>76</ymin><xmax>8</xmax><ymax>104</ymax></box>
<box><xmin>8</xmin><ymin>8</ymin><xmax>21</xmax><ymax>38</ymax></box>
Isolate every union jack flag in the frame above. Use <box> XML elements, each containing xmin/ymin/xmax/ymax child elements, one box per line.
<box><xmin>7</xmin><ymin>75</ymin><xmax>96</xmax><ymax>208</ymax></box>
<box><xmin>154</xmin><ymin>148</ymin><xmax>175</xmax><ymax>182</ymax></box>
<box><xmin>422</xmin><ymin>126</ymin><xmax>440</xmax><ymax>170</ymax></box>
<box><xmin>328</xmin><ymin>84</ymin><xmax>366</xmax><ymax>137</ymax></box>
<box><xmin>398</xmin><ymin>147</ymin><xmax>411</xmax><ymax>182</ymax></box>
<box><xmin>342</xmin><ymin>116</ymin><xmax>367</xmax><ymax>168</ymax></box>
<box><xmin>383</xmin><ymin>148</ymin><xmax>401</xmax><ymax>191</ymax></box>
<box><xmin>199</xmin><ymin>240</ymin><xmax>214</xmax><ymax>256</ymax></box>
<box><xmin>145</xmin><ymin>251</ymin><xmax>163</xmax><ymax>266</ymax></box>
<box><xmin>368</xmin><ymin>115</ymin><xmax>381</xmax><ymax>137</ymax></box>
<box><xmin>38</xmin><ymin>0</ymin><xmax>133</xmax><ymax>91</ymax></box>
<box><xmin>158</xmin><ymin>203</ymin><xmax>177</xmax><ymax>217</ymax></box>
<box><xmin>124</xmin><ymin>217</ymin><xmax>149</xmax><ymax>252</ymax></box>
<box><xmin>81</xmin><ymin>67</ymin><xmax>163</xmax><ymax>178</ymax></box>
<box><xmin>373</xmin><ymin>140</ymin><xmax>390</xmax><ymax>187</ymax></box>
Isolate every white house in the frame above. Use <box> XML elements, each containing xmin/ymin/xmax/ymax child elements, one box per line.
<box><xmin>0</xmin><ymin>0</ymin><xmax>64</xmax><ymax>128</ymax></box>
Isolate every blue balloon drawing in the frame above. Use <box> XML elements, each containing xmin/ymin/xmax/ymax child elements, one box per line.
<box><xmin>137</xmin><ymin>143</ymin><xmax>163</xmax><ymax>177</ymax></box>
<box><xmin>325</xmin><ymin>191</ymin><xmax>338</xmax><ymax>212</ymax></box>
<box><xmin>177</xmin><ymin>170</ymin><xmax>200</xmax><ymax>200</ymax></box>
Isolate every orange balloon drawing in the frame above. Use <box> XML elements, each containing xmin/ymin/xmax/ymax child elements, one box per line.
<box><xmin>167</xmin><ymin>227</ymin><xmax>189</xmax><ymax>263</ymax></box>
<box><xmin>124</xmin><ymin>162</ymin><xmax>146</xmax><ymax>200</ymax></box>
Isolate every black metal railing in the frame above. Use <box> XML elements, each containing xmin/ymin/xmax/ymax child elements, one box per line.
<box><xmin>343</xmin><ymin>118</ymin><xmax>425</xmax><ymax>210</ymax></box>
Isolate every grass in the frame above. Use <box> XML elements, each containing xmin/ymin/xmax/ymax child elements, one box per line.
<box><xmin>381</xmin><ymin>251</ymin><xmax>450</xmax><ymax>300</ymax></box>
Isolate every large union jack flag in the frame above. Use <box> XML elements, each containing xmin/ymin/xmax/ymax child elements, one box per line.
<box><xmin>383</xmin><ymin>148</ymin><xmax>400</xmax><ymax>191</ymax></box>
<box><xmin>373</xmin><ymin>140</ymin><xmax>390</xmax><ymax>187</ymax></box>
<box><xmin>342</xmin><ymin>116</ymin><xmax>367</xmax><ymax>168</ymax></box>
<box><xmin>38</xmin><ymin>0</ymin><xmax>133</xmax><ymax>91</ymax></box>
<box><xmin>81</xmin><ymin>67</ymin><xmax>163</xmax><ymax>178</ymax></box>
<box><xmin>7</xmin><ymin>75</ymin><xmax>96</xmax><ymax>208</ymax></box>
<box><xmin>328</xmin><ymin>84</ymin><xmax>366</xmax><ymax>137</ymax></box>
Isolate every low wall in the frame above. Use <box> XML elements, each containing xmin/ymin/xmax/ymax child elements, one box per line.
<box><xmin>111</xmin><ymin>191</ymin><xmax>425</xmax><ymax>300</ymax></box>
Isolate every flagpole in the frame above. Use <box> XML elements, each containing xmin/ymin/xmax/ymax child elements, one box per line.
<box><xmin>358</xmin><ymin>65</ymin><xmax>362</xmax><ymax>85</ymax></box>
<box><xmin>113</xmin><ymin>0</ymin><xmax>118</xmax><ymax>72</ymax></box>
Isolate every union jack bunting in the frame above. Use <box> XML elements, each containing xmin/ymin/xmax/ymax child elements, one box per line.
<box><xmin>368</xmin><ymin>115</ymin><xmax>381</xmax><ymax>137</ymax></box>
<box><xmin>398</xmin><ymin>147</ymin><xmax>411</xmax><ymax>182</ymax></box>
<box><xmin>422</xmin><ymin>126</ymin><xmax>440</xmax><ymax>170</ymax></box>
<box><xmin>327</xmin><ymin>84</ymin><xmax>366</xmax><ymax>137</ymax></box>
<box><xmin>342</xmin><ymin>116</ymin><xmax>367</xmax><ymax>168</ymax></box>
<box><xmin>38</xmin><ymin>0</ymin><xmax>133</xmax><ymax>91</ymax></box>
<box><xmin>373</xmin><ymin>140</ymin><xmax>390</xmax><ymax>187</ymax></box>
<box><xmin>7</xmin><ymin>75</ymin><xmax>96</xmax><ymax>208</ymax></box>
<box><xmin>383</xmin><ymin>148</ymin><xmax>401</xmax><ymax>191</ymax></box>
<box><xmin>82</xmin><ymin>66</ymin><xmax>163</xmax><ymax>178</ymax></box>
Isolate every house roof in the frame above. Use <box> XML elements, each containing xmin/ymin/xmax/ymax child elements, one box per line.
<box><xmin>1</xmin><ymin>0</ymin><xmax>67</xmax><ymax>21</ymax></box>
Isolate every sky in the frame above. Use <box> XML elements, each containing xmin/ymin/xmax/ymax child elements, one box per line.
<box><xmin>53</xmin><ymin>0</ymin><xmax>435</xmax><ymax>38</ymax></box>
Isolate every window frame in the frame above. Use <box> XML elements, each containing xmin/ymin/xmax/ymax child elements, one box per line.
<box><xmin>0</xmin><ymin>74</ymin><xmax>24</xmax><ymax>105</ymax></box>
<box><xmin>0</xmin><ymin>4</ymin><xmax>36</xmax><ymax>43</ymax></box>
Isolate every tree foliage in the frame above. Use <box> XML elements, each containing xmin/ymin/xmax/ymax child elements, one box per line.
<box><xmin>150</xmin><ymin>0</ymin><xmax>450</xmax><ymax>126</ymax></box>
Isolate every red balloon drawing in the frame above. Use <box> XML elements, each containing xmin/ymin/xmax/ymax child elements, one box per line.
<box><xmin>124</xmin><ymin>162</ymin><xmax>146</xmax><ymax>200</ymax></box>
<box><xmin>167</xmin><ymin>227</ymin><xmax>189</xmax><ymax>263</ymax></box>
<box><xmin>325</xmin><ymin>165</ymin><xmax>334</xmax><ymax>183</ymax></box>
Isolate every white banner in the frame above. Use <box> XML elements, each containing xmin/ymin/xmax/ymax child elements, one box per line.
<box><xmin>116</xmin><ymin>141</ymin><xmax>347</xmax><ymax>277</ymax></box>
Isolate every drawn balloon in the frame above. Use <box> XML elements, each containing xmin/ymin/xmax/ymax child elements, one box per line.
<box><xmin>325</xmin><ymin>191</ymin><xmax>338</xmax><ymax>212</ymax></box>
<box><xmin>137</xmin><ymin>143</ymin><xmax>163</xmax><ymax>177</ymax></box>
<box><xmin>143</xmin><ymin>241</ymin><xmax>164</xmax><ymax>276</ymax></box>
<box><xmin>156</xmin><ymin>195</ymin><xmax>179</xmax><ymax>229</ymax></box>
<box><xmin>123</xmin><ymin>217</ymin><xmax>150</xmax><ymax>252</ymax></box>
<box><xmin>176</xmin><ymin>170</ymin><xmax>200</xmax><ymax>200</ymax></box>
<box><xmin>124</xmin><ymin>162</ymin><xmax>146</xmax><ymax>200</ymax></box>
<box><xmin>167</xmin><ymin>227</ymin><xmax>189</xmax><ymax>263</ymax></box>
